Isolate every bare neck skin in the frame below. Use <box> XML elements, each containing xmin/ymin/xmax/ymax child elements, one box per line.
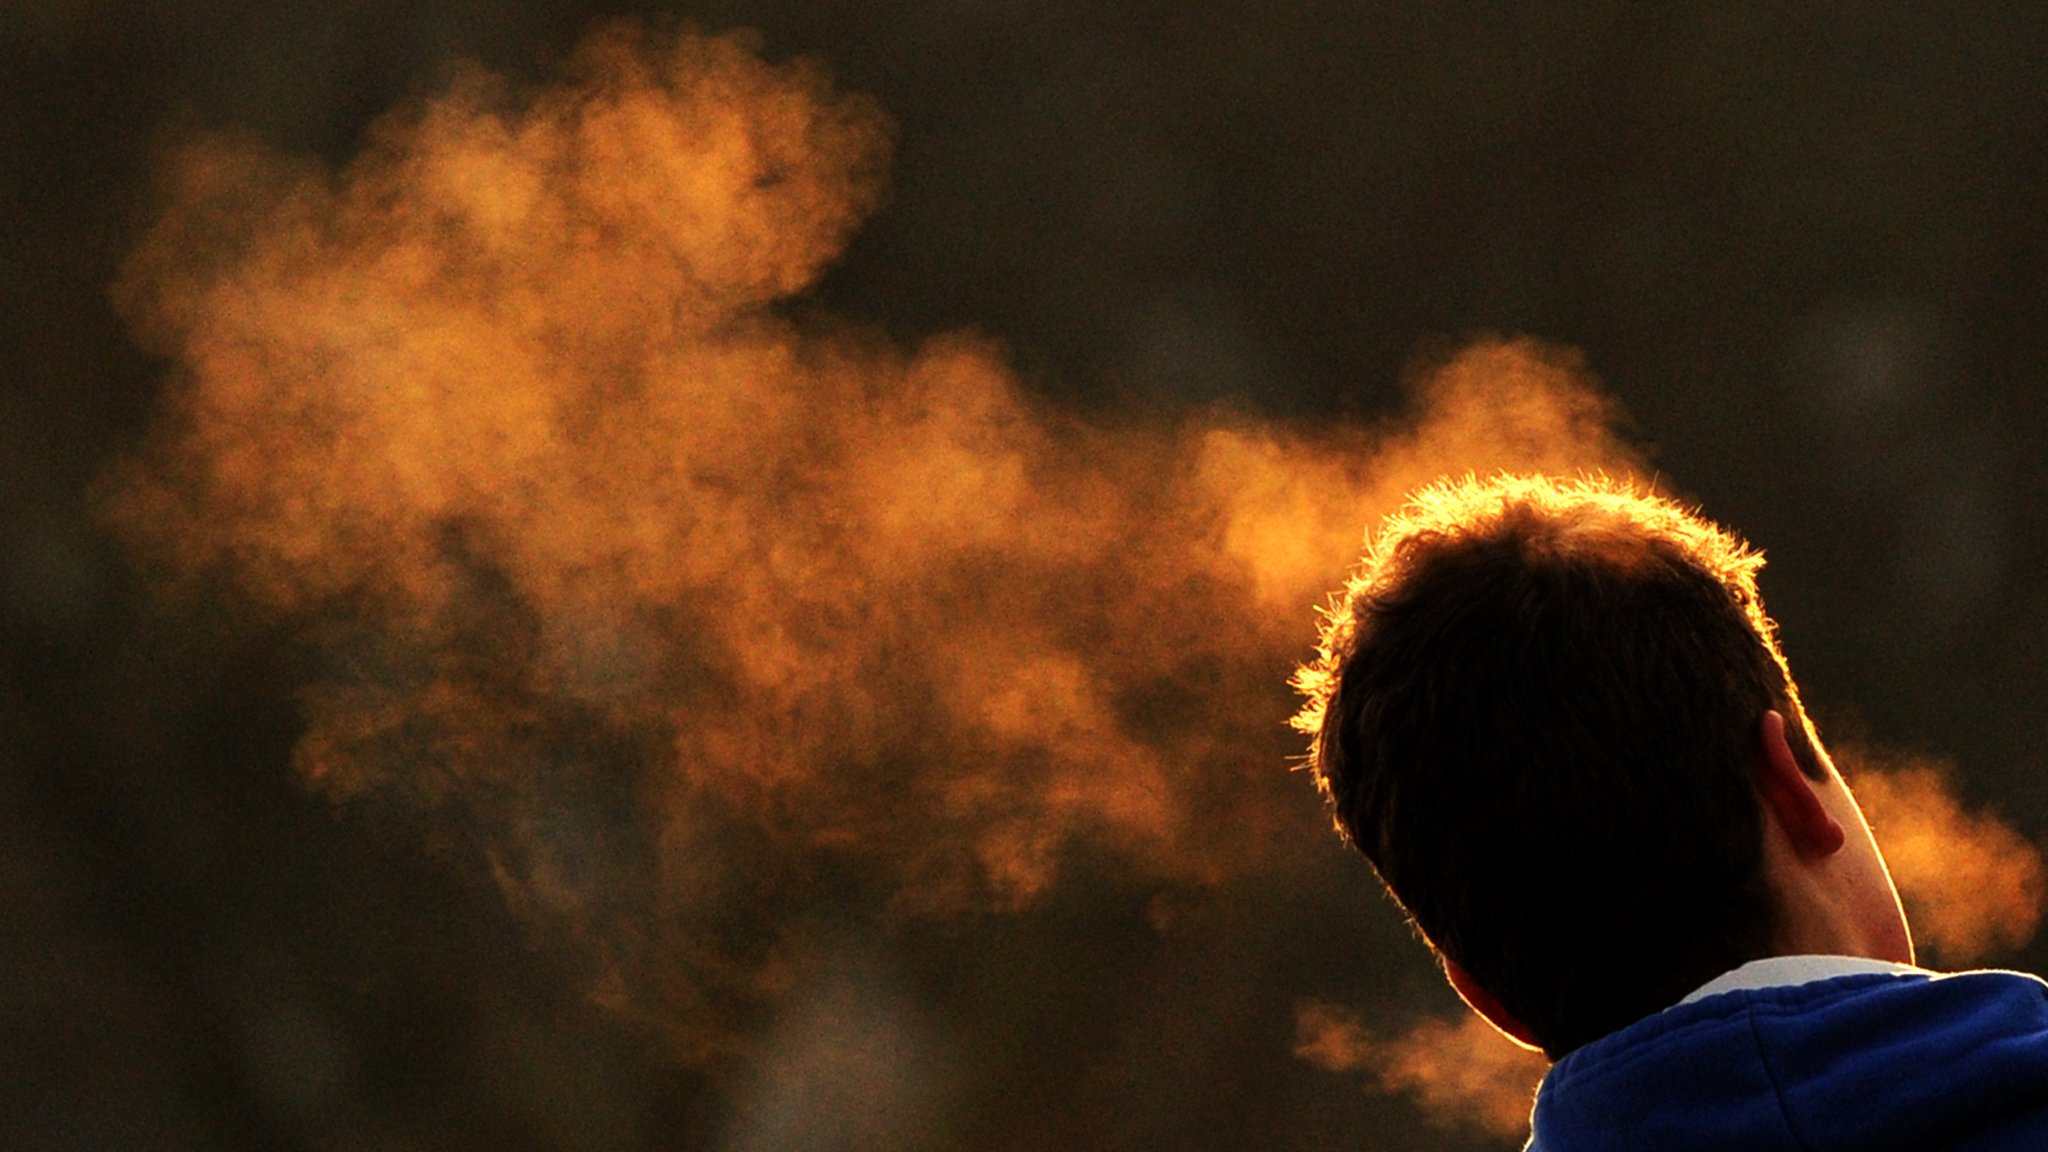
<box><xmin>1752</xmin><ymin>709</ymin><xmax>1915</xmax><ymax>966</ymax></box>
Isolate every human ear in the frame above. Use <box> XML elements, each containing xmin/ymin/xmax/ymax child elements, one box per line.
<box><xmin>1755</xmin><ymin>710</ymin><xmax>1846</xmax><ymax>859</ymax></box>
<box><xmin>1443</xmin><ymin>957</ymin><xmax>1546</xmax><ymax>1054</ymax></box>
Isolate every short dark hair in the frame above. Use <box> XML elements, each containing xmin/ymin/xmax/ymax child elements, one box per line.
<box><xmin>1294</xmin><ymin>474</ymin><xmax>1820</xmax><ymax>1057</ymax></box>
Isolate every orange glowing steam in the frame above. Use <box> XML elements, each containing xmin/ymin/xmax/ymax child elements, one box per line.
<box><xmin>1194</xmin><ymin>340</ymin><xmax>1627</xmax><ymax>619</ymax></box>
<box><xmin>1295</xmin><ymin>999</ymin><xmax>1547</xmax><ymax>1139</ymax></box>
<box><xmin>1842</xmin><ymin>747</ymin><xmax>2045</xmax><ymax>964</ymax></box>
<box><xmin>103</xmin><ymin>22</ymin><xmax>1639</xmax><ymax>1056</ymax></box>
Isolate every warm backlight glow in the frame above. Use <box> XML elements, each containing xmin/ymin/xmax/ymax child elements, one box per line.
<box><xmin>1845</xmin><ymin>747</ymin><xmax>2045</xmax><ymax>965</ymax></box>
<box><xmin>100</xmin><ymin>20</ymin><xmax>2042</xmax><ymax>1118</ymax></box>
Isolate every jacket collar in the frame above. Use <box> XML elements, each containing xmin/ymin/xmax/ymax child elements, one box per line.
<box><xmin>1679</xmin><ymin>954</ymin><xmax>1928</xmax><ymax>1005</ymax></box>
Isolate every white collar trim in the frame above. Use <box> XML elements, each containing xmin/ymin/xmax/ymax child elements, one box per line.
<box><xmin>1680</xmin><ymin>954</ymin><xmax>1927</xmax><ymax>1005</ymax></box>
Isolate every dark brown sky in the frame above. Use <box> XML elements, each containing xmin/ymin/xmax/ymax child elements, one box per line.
<box><xmin>6</xmin><ymin>5</ymin><xmax>2048</xmax><ymax>1150</ymax></box>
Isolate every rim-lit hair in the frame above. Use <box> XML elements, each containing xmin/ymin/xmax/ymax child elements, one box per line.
<box><xmin>1294</xmin><ymin>474</ymin><xmax>1815</xmax><ymax>1056</ymax></box>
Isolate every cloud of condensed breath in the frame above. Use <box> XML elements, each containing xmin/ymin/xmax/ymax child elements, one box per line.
<box><xmin>1295</xmin><ymin>999</ymin><xmax>1546</xmax><ymax>1140</ymax></box>
<box><xmin>102</xmin><ymin>22</ymin><xmax>1645</xmax><ymax>1061</ymax></box>
<box><xmin>1836</xmin><ymin>744</ymin><xmax>2045</xmax><ymax>965</ymax></box>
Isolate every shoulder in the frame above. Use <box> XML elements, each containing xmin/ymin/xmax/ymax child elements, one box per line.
<box><xmin>1532</xmin><ymin>970</ymin><xmax>2048</xmax><ymax>1152</ymax></box>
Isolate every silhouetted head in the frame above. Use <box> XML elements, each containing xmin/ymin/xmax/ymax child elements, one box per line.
<box><xmin>1295</xmin><ymin>474</ymin><xmax>1909</xmax><ymax>1058</ymax></box>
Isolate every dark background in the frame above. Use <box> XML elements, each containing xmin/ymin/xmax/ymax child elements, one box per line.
<box><xmin>6</xmin><ymin>3</ymin><xmax>2047</xmax><ymax>1149</ymax></box>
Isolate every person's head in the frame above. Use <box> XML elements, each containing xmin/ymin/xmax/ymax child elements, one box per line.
<box><xmin>1294</xmin><ymin>474</ymin><xmax>1910</xmax><ymax>1058</ymax></box>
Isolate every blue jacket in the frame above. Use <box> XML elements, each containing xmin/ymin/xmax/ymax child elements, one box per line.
<box><xmin>1528</xmin><ymin>969</ymin><xmax>2048</xmax><ymax>1151</ymax></box>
